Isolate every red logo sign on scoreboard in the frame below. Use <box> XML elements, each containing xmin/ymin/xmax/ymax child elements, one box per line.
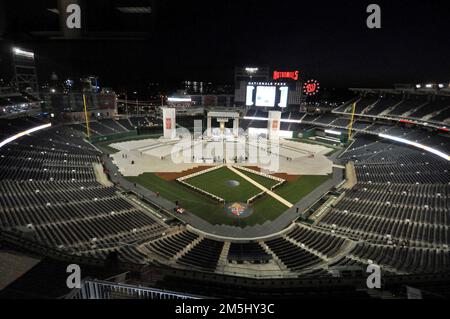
<box><xmin>273</xmin><ymin>71</ymin><xmax>299</xmax><ymax>81</ymax></box>
<box><xmin>165</xmin><ymin>118</ymin><xmax>172</xmax><ymax>130</ymax></box>
<box><xmin>303</xmin><ymin>79</ymin><xmax>320</xmax><ymax>96</ymax></box>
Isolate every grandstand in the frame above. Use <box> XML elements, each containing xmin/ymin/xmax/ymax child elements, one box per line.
<box><xmin>1</xmin><ymin>0</ymin><xmax>449</xmax><ymax>303</ymax></box>
<box><xmin>334</xmin><ymin>88</ymin><xmax>450</xmax><ymax>126</ymax></box>
<box><xmin>0</xmin><ymin>97</ymin><xmax>449</xmax><ymax>299</ymax></box>
<box><xmin>0</xmin><ymin>88</ymin><xmax>41</xmax><ymax>118</ymax></box>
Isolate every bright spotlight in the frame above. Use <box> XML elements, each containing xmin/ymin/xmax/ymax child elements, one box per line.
<box><xmin>12</xmin><ymin>47</ymin><xmax>35</xmax><ymax>58</ymax></box>
<box><xmin>245</xmin><ymin>67</ymin><xmax>259</xmax><ymax>73</ymax></box>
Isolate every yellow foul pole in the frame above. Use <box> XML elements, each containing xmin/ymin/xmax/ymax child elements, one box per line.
<box><xmin>83</xmin><ymin>94</ymin><xmax>91</xmax><ymax>139</ymax></box>
<box><xmin>347</xmin><ymin>102</ymin><xmax>356</xmax><ymax>140</ymax></box>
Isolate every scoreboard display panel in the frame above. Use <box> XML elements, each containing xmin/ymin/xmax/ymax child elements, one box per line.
<box><xmin>246</xmin><ymin>82</ymin><xmax>289</xmax><ymax>108</ymax></box>
<box><xmin>255</xmin><ymin>86</ymin><xmax>276</xmax><ymax>107</ymax></box>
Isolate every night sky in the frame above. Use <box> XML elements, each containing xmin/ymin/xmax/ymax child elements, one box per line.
<box><xmin>1</xmin><ymin>0</ymin><xmax>449</xmax><ymax>91</ymax></box>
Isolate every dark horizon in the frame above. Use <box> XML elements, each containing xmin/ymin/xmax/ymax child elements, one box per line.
<box><xmin>1</xmin><ymin>0</ymin><xmax>449</xmax><ymax>91</ymax></box>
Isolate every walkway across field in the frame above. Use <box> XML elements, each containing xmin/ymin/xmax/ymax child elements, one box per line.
<box><xmin>227</xmin><ymin>165</ymin><xmax>293</xmax><ymax>208</ymax></box>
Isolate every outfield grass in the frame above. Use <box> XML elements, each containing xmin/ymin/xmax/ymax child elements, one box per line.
<box><xmin>234</xmin><ymin>167</ymin><xmax>279</xmax><ymax>189</ymax></box>
<box><xmin>126</xmin><ymin>173</ymin><xmax>234</xmax><ymax>225</ymax></box>
<box><xmin>274</xmin><ymin>175</ymin><xmax>331</xmax><ymax>203</ymax></box>
<box><xmin>241</xmin><ymin>174</ymin><xmax>331</xmax><ymax>225</ymax></box>
<box><xmin>125</xmin><ymin>169</ymin><xmax>331</xmax><ymax>227</ymax></box>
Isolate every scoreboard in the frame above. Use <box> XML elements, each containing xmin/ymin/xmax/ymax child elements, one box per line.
<box><xmin>234</xmin><ymin>68</ymin><xmax>304</xmax><ymax>108</ymax></box>
<box><xmin>245</xmin><ymin>82</ymin><xmax>289</xmax><ymax>108</ymax></box>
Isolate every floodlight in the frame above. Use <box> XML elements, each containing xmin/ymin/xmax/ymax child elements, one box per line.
<box><xmin>12</xmin><ymin>47</ymin><xmax>34</xmax><ymax>58</ymax></box>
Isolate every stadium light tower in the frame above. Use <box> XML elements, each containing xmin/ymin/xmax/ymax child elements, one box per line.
<box><xmin>11</xmin><ymin>46</ymin><xmax>39</xmax><ymax>98</ymax></box>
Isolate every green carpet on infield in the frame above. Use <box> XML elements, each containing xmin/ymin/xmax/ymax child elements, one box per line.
<box><xmin>125</xmin><ymin>168</ymin><xmax>331</xmax><ymax>227</ymax></box>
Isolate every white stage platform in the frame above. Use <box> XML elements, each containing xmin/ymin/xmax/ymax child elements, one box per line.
<box><xmin>110</xmin><ymin>137</ymin><xmax>334</xmax><ymax>176</ymax></box>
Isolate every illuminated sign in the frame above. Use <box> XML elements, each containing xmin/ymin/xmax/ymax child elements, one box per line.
<box><xmin>246</xmin><ymin>86</ymin><xmax>255</xmax><ymax>106</ymax></box>
<box><xmin>273</xmin><ymin>71</ymin><xmax>299</xmax><ymax>81</ymax></box>
<box><xmin>278</xmin><ymin>86</ymin><xmax>289</xmax><ymax>108</ymax></box>
<box><xmin>168</xmin><ymin>97</ymin><xmax>191</xmax><ymax>103</ymax></box>
<box><xmin>325</xmin><ymin>129</ymin><xmax>342</xmax><ymax>136</ymax></box>
<box><xmin>256</xmin><ymin>86</ymin><xmax>276</xmax><ymax>107</ymax></box>
<box><xmin>303</xmin><ymin>79</ymin><xmax>320</xmax><ymax>96</ymax></box>
<box><xmin>248</xmin><ymin>82</ymin><xmax>286</xmax><ymax>86</ymax></box>
<box><xmin>246</xmin><ymin>84</ymin><xmax>289</xmax><ymax>108</ymax></box>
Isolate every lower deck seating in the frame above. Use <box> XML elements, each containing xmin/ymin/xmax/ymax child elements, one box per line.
<box><xmin>286</xmin><ymin>226</ymin><xmax>347</xmax><ymax>258</ymax></box>
<box><xmin>99</xmin><ymin>119</ymin><xmax>129</xmax><ymax>133</ymax></box>
<box><xmin>265</xmin><ymin>238</ymin><xmax>323</xmax><ymax>271</ymax></box>
<box><xmin>178</xmin><ymin>238</ymin><xmax>224</xmax><ymax>271</ymax></box>
<box><xmin>323</xmin><ymin>135</ymin><xmax>450</xmax><ymax>251</ymax></box>
<box><xmin>228</xmin><ymin>242</ymin><xmax>271</xmax><ymax>263</ymax></box>
<box><xmin>146</xmin><ymin>230</ymin><xmax>198</xmax><ymax>259</ymax></box>
<box><xmin>129</xmin><ymin>117</ymin><xmax>150</xmax><ymax>128</ymax></box>
<box><xmin>117</xmin><ymin>119</ymin><xmax>135</xmax><ymax>130</ymax></box>
<box><xmin>1</xmin><ymin>118</ymin><xmax>449</xmax><ymax>279</ymax></box>
<box><xmin>0</xmin><ymin>125</ymin><xmax>167</xmax><ymax>255</ymax></box>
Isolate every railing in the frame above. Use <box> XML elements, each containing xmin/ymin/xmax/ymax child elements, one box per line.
<box><xmin>66</xmin><ymin>280</ymin><xmax>202</xmax><ymax>299</ymax></box>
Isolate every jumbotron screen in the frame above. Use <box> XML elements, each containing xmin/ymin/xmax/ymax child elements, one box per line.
<box><xmin>246</xmin><ymin>83</ymin><xmax>289</xmax><ymax>107</ymax></box>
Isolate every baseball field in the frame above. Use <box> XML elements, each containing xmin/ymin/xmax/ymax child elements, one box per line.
<box><xmin>126</xmin><ymin>166</ymin><xmax>331</xmax><ymax>227</ymax></box>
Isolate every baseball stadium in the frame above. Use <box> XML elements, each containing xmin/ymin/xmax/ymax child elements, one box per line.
<box><xmin>0</xmin><ymin>0</ymin><xmax>449</xmax><ymax>302</ymax></box>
